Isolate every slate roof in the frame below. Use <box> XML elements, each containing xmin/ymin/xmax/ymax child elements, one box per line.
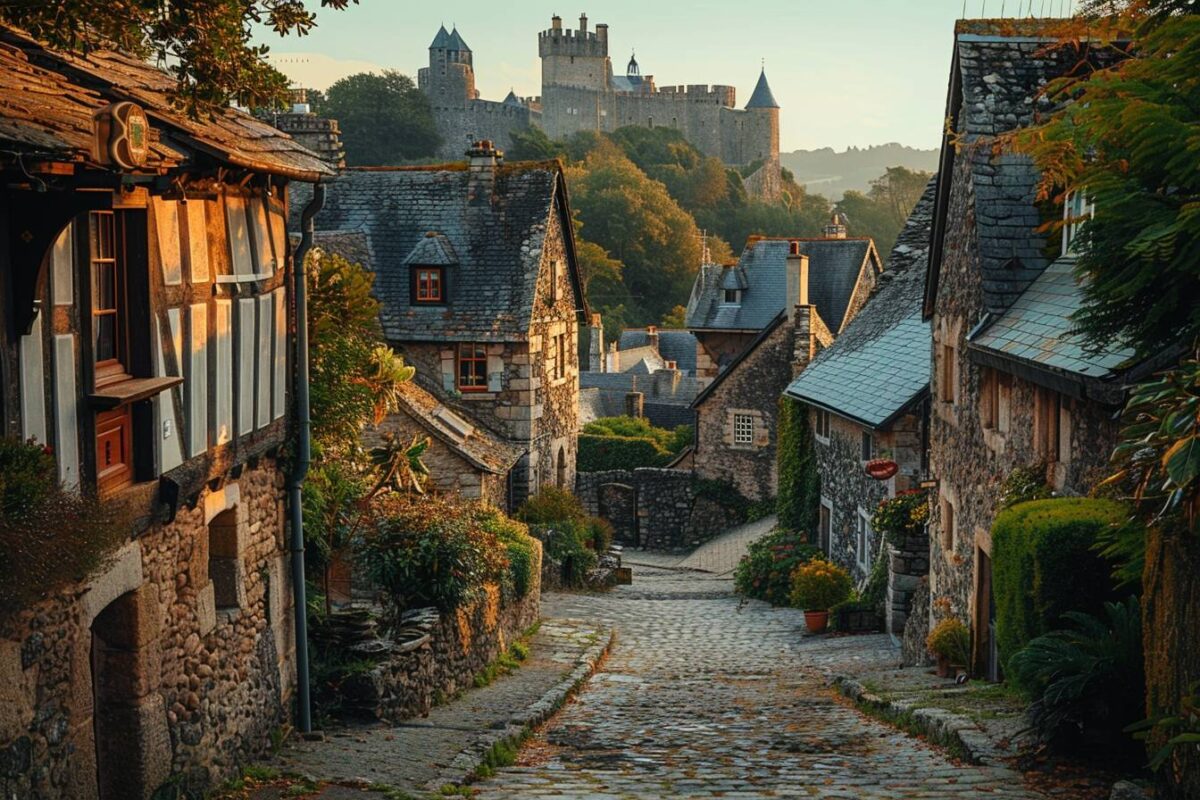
<box><xmin>785</xmin><ymin>179</ymin><xmax>937</xmax><ymax>429</ymax></box>
<box><xmin>693</xmin><ymin>311</ymin><xmax>787</xmax><ymax>408</ymax></box>
<box><xmin>745</xmin><ymin>69</ymin><xmax>779</xmax><ymax>109</ymax></box>
<box><xmin>447</xmin><ymin>27</ymin><xmax>470</xmax><ymax>52</ymax></box>
<box><xmin>969</xmin><ymin>256</ymin><xmax>1134</xmax><ymax>380</ymax></box>
<box><xmin>292</xmin><ymin>161</ymin><xmax>586</xmax><ymax>343</ymax></box>
<box><xmin>617</xmin><ymin>329</ymin><xmax>699</xmax><ymax>374</ymax></box>
<box><xmin>430</xmin><ymin>25</ymin><xmax>452</xmax><ymax>49</ymax></box>
<box><xmin>392</xmin><ymin>381</ymin><xmax>523</xmax><ymax>475</ymax></box>
<box><xmin>503</xmin><ymin>90</ymin><xmax>523</xmax><ymax>107</ymax></box>
<box><xmin>0</xmin><ymin>25</ymin><xmax>332</xmax><ymax>181</ymax></box>
<box><xmin>312</xmin><ymin>231</ymin><xmax>374</xmax><ymax>270</ymax></box>
<box><xmin>926</xmin><ymin>21</ymin><xmax>1125</xmax><ymax>317</ymax></box>
<box><xmin>686</xmin><ymin>237</ymin><xmax>879</xmax><ymax>334</ymax></box>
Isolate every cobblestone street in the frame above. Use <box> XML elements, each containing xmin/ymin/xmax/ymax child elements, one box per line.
<box><xmin>472</xmin><ymin>564</ymin><xmax>1045</xmax><ymax>799</ymax></box>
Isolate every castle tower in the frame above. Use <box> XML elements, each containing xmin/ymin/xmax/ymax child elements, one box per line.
<box><xmin>418</xmin><ymin>24</ymin><xmax>478</xmax><ymax>105</ymax></box>
<box><xmin>539</xmin><ymin>13</ymin><xmax>611</xmax><ymax>92</ymax></box>
<box><xmin>743</xmin><ymin>67</ymin><xmax>781</xmax><ymax>164</ymax></box>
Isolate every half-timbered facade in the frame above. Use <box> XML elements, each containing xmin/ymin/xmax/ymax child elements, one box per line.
<box><xmin>0</xmin><ymin>26</ymin><xmax>332</xmax><ymax>799</ymax></box>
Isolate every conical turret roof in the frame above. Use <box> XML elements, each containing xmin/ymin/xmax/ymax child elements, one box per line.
<box><xmin>503</xmin><ymin>90</ymin><xmax>522</xmax><ymax>106</ymax></box>
<box><xmin>430</xmin><ymin>25</ymin><xmax>451</xmax><ymax>49</ymax></box>
<box><xmin>745</xmin><ymin>68</ymin><xmax>779</xmax><ymax>109</ymax></box>
<box><xmin>447</xmin><ymin>26</ymin><xmax>470</xmax><ymax>52</ymax></box>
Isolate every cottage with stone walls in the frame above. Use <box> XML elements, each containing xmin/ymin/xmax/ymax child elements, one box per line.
<box><xmin>784</xmin><ymin>180</ymin><xmax>937</xmax><ymax>635</ymax></box>
<box><xmin>922</xmin><ymin>20</ymin><xmax>1137</xmax><ymax>679</ymax></box>
<box><xmin>0</xmin><ymin>25</ymin><xmax>333</xmax><ymax>799</ymax></box>
<box><xmin>685</xmin><ymin>224</ymin><xmax>881</xmax><ymax>501</ymax></box>
<box><xmin>579</xmin><ymin>322</ymin><xmax>700</xmax><ymax>430</ymax></box>
<box><xmin>294</xmin><ymin>142</ymin><xmax>588</xmax><ymax>508</ymax></box>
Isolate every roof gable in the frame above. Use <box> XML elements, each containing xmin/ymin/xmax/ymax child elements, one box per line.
<box><xmin>293</xmin><ymin>161</ymin><xmax>585</xmax><ymax>342</ymax></box>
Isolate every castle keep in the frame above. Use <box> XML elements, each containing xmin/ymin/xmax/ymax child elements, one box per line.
<box><xmin>419</xmin><ymin>14</ymin><xmax>781</xmax><ymax>195</ymax></box>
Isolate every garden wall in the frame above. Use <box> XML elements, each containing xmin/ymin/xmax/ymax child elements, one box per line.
<box><xmin>576</xmin><ymin>468</ymin><xmax>745</xmax><ymax>551</ymax></box>
<box><xmin>333</xmin><ymin>543</ymin><xmax>542</xmax><ymax>722</ymax></box>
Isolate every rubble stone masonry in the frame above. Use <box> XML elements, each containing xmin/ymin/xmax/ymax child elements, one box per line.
<box><xmin>0</xmin><ymin>460</ymin><xmax>293</xmax><ymax>799</ymax></box>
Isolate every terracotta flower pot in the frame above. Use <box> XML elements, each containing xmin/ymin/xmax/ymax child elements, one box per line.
<box><xmin>804</xmin><ymin>610</ymin><xmax>829</xmax><ymax>634</ymax></box>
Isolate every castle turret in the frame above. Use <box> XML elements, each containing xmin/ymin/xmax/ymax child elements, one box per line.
<box><xmin>737</xmin><ymin>67</ymin><xmax>781</xmax><ymax>165</ymax></box>
<box><xmin>419</xmin><ymin>24</ymin><xmax>477</xmax><ymax>104</ymax></box>
<box><xmin>539</xmin><ymin>12</ymin><xmax>611</xmax><ymax>92</ymax></box>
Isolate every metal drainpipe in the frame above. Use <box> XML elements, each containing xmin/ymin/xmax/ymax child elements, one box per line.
<box><xmin>288</xmin><ymin>182</ymin><xmax>325</xmax><ymax>733</ymax></box>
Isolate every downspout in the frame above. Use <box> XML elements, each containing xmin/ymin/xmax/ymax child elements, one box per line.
<box><xmin>288</xmin><ymin>183</ymin><xmax>325</xmax><ymax>733</ymax></box>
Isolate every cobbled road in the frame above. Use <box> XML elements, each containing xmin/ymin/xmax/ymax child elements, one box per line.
<box><xmin>471</xmin><ymin>564</ymin><xmax>1043</xmax><ymax>799</ymax></box>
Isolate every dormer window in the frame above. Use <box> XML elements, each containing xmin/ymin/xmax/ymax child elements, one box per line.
<box><xmin>413</xmin><ymin>266</ymin><xmax>445</xmax><ymax>304</ymax></box>
<box><xmin>723</xmin><ymin>289</ymin><xmax>740</xmax><ymax>304</ymax></box>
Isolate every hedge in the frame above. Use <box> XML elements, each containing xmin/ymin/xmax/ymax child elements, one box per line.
<box><xmin>992</xmin><ymin>497</ymin><xmax>1126</xmax><ymax>683</ymax></box>
<box><xmin>577</xmin><ymin>432</ymin><xmax>673</xmax><ymax>472</ymax></box>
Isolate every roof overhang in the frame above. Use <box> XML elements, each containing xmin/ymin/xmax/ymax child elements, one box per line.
<box><xmin>784</xmin><ymin>385</ymin><xmax>929</xmax><ymax>432</ymax></box>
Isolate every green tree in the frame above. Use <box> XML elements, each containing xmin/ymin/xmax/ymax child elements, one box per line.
<box><xmin>776</xmin><ymin>398</ymin><xmax>820</xmax><ymax>537</ymax></box>
<box><xmin>508</xmin><ymin>126</ymin><xmax>567</xmax><ymax>162</ymax></box>
<box><xmin>660</xmin><ymin>305</ymin><xmax>687</xmax><ymax>329</ymax></box>
<box><xmin>324</xmin><ymin>71</ymin><xmax>440</xmax><ymax>165</ymax></box>
<box><xmin>567</xmin><ymin>141</ymin><xmax>706</xmax><ymax>324</ymax></box>
<box><xmin>836</xmin><ymin>166</ymin><xmax>932</xmax><ymax>259</ymax></box>
<box><xmin>0</xmin><ymin>0</ymin><xmax>358</xmax><ymax>116</ymax></box>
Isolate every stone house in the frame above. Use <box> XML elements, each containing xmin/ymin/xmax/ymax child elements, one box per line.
<box><xmin>922</xmin><ymin>21</ymin><xmax>1135</xmax><ymax>678</ymax></box>
<box><xmin>580</xmin><ymin>322</ymin><xmax>700</xmax><ymax>430</ymax></box>
<box><xmin>784</xmin><ymin>180</ymin><xmax>936</xmax><ymax>633</ymax></box>
<box><xmin>685</xmin><ymin>228</ymin><xmax>882</xmax><ymax>501</ymax></box>
<box><xmin>296</xmin><ymin>142</ymin><xmax>588</xmax><ymax>506</ymax></box>
<box><xmin>0</xmin><ymin>26</ymin><xmax>333</xmax><ymax>799</ymax></box>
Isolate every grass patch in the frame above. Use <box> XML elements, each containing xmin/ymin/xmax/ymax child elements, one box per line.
<box><xmin>470</xmin><ymin>627</ymin><xmax>540</xmax><ymax>689</ymax></box>
<box><xmin>853</xmin><ymin>699</ymin><xmax>974</xmax><ymax>763</ymax></box>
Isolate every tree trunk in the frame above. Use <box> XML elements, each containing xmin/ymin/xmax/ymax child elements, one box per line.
<box><xmin>1142</xmin><ymin>522</ymin><xmax>1200</xmax><ymax>800</ymax></box>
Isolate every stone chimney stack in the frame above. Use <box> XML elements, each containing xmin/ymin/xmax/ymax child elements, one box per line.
<box><xmin>579</xmin><ymin>13</ymin><xmax>588</xmax><ymax>34</ymax></box>
<box><xmin>588</xmin><ymin>312</ymin><xmax>605</xmax><ymax>372</ymax></box>
<box><xmin>786</xmin><ymin>241</ymin><xmax>809</xmax><ymax>321</ymax></box>
<box><xmin>608</xmin><ymin>341</ymin><xmax>619</xmax><ymax>373</ymax></box>
<box><xmin>466</xmin><ymin>140</ymin><xmax>503</xmax><ymax>205</ymax></box>
<box><xmin>596</xmin><ymin>23</ymin><xmax>608</xmax><ymax>45</ymax></box>
<box><xmin>823</xmin><ymin>211</ymin><xmax>848</xmax><ymax>239</ymax></box>
<box><xmin>646</xmin><ymin>324</ymin><xmax>659</xmax><ymax>352</ymax></box>
<box><xmin>625</xmin><ymin>391</ymin><xmax>644</xmax><ymax>418</ymax></box>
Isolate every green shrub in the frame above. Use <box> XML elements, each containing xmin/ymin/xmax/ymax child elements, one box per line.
<box><xmin>517</xmin><ymin>488</ymin><xmax>601</xmax><ymax>588</ymax></box>
<box><xmin>358</xmin><ymin>495</ymin><xmax>508</xmax><ymax>614</ymax></box>
<box><xmin>998</xmin><ymin>464</ymin><xmax>1053</xmax><ymax>509</ymax></box>
<box><xmin>733</xmin><ymin>528</ymin><xmax>822</xmax><ymax>606</ymax></box>
<box><xmin>926</xmin><ymin>618</ymin><xmax>971</xmax><ymax>664</ymax></box>
<box><xmin>577</xmin><ymin>416</ymin><xmax>692</xmax><ymax>472</ymax></box>
<box><xmin>1008</xmin><ymin>597</ymin><xmax>1144</xmax><ymax>765</ymax></box>
<box><xmin>776</xmin><ymin>397</ymin><xmax>820</xmax><ymax>536</ymax></box>
<box><xmin>476</xmin><ymin>508</ymin><xmax>538</xmax><ymax>601</ymax></box>
<box><xmin>516</xmin><ymin>487</ymin><xmax>586</xmax><ymax>527</ymax></box>
<box><xmin>992</xmin><ymin>497</ymin><xmax>1126</xmax><ymax>682</ymax></box>
<box><xmin>585</xmin><ymin>516</ymin><xmax>614</xmax><ymax>552</ymax></box>
<box><xmin>789</xmin><ymin>559</ymin><xmax>853</xmax><ymax>611</ymax></box>
<box><xmin>0</xmin><ymin>438</ymin><xmax>129</xmax><ymax>619</ymax></box>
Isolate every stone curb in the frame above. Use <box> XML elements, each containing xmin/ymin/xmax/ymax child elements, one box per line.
<box><xmin>832</xmin><ymin>675</ymin><xmax>1004</xmax><ymax>766</ymax></box>
<box><xmin>425</xmin><ymin>622</ymin><xmax>617</xmax><ymax>791</ymax></box>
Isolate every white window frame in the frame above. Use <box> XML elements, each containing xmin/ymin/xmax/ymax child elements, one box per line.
<box><xmin>813</xmin><ymin>408</ymin><xmax>831</xmax><ymax>443</ymax></box>
<box><xmin>1062</xmin><ymin>191</ymin><xmax>1095</xmax><ymax>256</ymax></box>
<box><xmin>733</xmin><ymin>413</ymin><xmax>754</xmax><ymax>445</ymax></box>
<box><xmin>856</xmin><ymin>507</ymin><xmax>872</xmax><ymax>572</ymax></box>
<box><xmin>819</xmin><ymin>497</ymin><xmax>833</xmax><ymax>554</ymax></box>
<box><xmin>721</xmin><ymin>288</ymin><xmax>741</xmax><ymax>305</ymax></box>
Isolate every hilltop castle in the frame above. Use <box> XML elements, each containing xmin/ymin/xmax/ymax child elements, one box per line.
<box><xmin>419</xmin><ymin>14</ymin><xmax>782</xmax><ymax>197</ymax></box>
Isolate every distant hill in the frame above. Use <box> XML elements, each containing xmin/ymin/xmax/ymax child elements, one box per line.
<box><xmin>781</xmin><ymin>143</ymin><xmax>939</xmax><ymax>199</ymax></box>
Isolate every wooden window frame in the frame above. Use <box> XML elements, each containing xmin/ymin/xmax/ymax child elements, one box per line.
<box><xmin>940</xmin><ymin>343</ymin><xmax>956</xmax><ymax>405</ymax></box>
<box><xmin>456</xmin><ymin>342</ymin><xmax>488</xmax><ymax>393</ymax></box>
<box><xmin>941</xmin><ymin>497</ymin><xmax>956</xmax><ymax>553</ymax></box>
<box><xmin>733</xmin><ymin>413</ymin><xmax>754</xmax><ymax>445</ymax></box>
<box><xmin>90</xmin><ymin>211</ymin><xmax>129</xmax><ymax>388</ymax></box>
<box><xmin>723</xmin><ymin>288</ymin><xmax>740</xmax><ymax>304</ymax></box>
<box><xmin>413</xmin><ymin>266</ymin><xmax>445</xmax><ymax>305</ymax></box>
<box><xmin>818</xmin><ymin>499</ymin><xmax>832</xmax><ymax>553</ymax></box>
<box><xmin>981</xmin><ymin>368</ymin><xmax>999</xmax><ymax>430</ymax></box>
<box><xmin>856</xmin><ymin>508</ymin><xmax>872</xmax><ymax>571</ymax></box>
<box><xmin>1036</xmin><ymin>388</ymin><xmax>1063</xmax><ymax>464</ymax></box>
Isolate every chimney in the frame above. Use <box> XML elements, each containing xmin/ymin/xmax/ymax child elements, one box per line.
<box><xmin>596</xmin><ymin>23</ymin><xmax>608</xmax><ymax>47</ymax></box>
<box><xmin>646</xmin><ymin>324</ymin><xmax>659</xmax><ymax>351</ymax></box>
<box><xmin>608</xmin><ymin>341</ymin><xmax>619</xmax><ymax>373</ymax></box>
<box><xmin>625</xmin><ymin>391</ymin><xmax>644</xmax><ymax>418</ymax></box>
<box><xmin>786</xmin><ymin>241</ymin><xmax>809</xmax><ymax>321</ymax></box>
<box><xmin>824</xmin><ymin>211</ymin><xmax>848</xmax><ymax>239</ymax></box>
<box><xmin>579</xmin><ymin>13</ymin><xmax>588</xmax><ymax>34</ymax></box>
<box><xmin>551</xmin><ymin>14</ymin><xmax>562</xmax><ymax>31</ymax></box>
<box><xmin>466</xmin><ymin>140</ymin><xmax>503</xmax><ymax>205</ymax></box>
<box><xmin>588</xmin><ymin>312</ymin><xmax>605</xmax><ymax>372</ymax></box>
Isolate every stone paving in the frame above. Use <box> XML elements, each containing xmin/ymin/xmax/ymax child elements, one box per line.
<box><xmin>470</xmin><ymin>564</ymin><xmax>1047</xmax><ymax>799</ymax></box>
<box><xmin>622</xmin><ymin>515</ymin><xmax>777</xmax><ymax>575</ymax></box>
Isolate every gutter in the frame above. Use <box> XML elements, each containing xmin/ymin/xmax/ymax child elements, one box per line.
<box><xmin>288</xmin><ymin>183</ymin><xmax>325</xmax><ymax>733</ymax></box>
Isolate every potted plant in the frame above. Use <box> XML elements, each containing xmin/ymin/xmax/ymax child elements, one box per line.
<box><xmin>789</xmin><ymin>559</ymin><xmax>852</xmax><ymax>634</ymax></box>
<box><xmin>926</xmin><ymin>618</ymin><xmax>971</xmax><ymax>678</ymax></box>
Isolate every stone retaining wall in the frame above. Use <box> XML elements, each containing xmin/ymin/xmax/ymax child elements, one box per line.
<box><xmin>576</xmin><ymin>468</ymin><xmax>745</xmax><ymax>552</ymax></box>
<box><xmin>334</xmin><ymin>544</ymin><xmax>542</xmax><ymax>723</ymax></box>
<box><xmin>887</xmin><ymin>531</ymin><xmax>930</xmax><ymax>637</ymax></box>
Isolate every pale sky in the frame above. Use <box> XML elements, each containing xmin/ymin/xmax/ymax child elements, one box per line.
<box><xmin>259</xmin><ymin>0</ymin><xmax>1078</xmax><ymax>152</ymax></box>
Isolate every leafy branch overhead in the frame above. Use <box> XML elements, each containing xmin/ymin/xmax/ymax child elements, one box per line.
<box><xmin>0</xmin><ymin>1</ymin><xmax>359</xmax><ymax>115</ymax></box>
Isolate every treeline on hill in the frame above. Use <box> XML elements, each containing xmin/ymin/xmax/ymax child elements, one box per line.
<box><xmin>306</xmin><ymin>72</ymin><xmax>930</xmax><ymax>334</ymax></box>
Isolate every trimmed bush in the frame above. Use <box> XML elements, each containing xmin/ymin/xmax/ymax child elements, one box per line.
<box><xmin>992</xmin><ymin>497</ymin><xmax>1125</xmax><ymax>681</ymax></box>
<box><xmin>926</xmin><ymin>618</ymin><xmax>971</xmax><ymax>664</ymax></box>
<box><xmin>577</xmin><ymin>416</ymin><xmax>692</xmax><ymax>472</ymax></box>
<box><xmin>733</xmin><ymin>528</ymin><xmax>822</xmax><ymax>606</ymax></box>
<box><xmin>476</xmin><ymin>508</ymin><xmax>539</xmax><ymax>601</ymax></box>
<box><xmin>516</xmin><ymin>488</ymin><xmax>606</xmax><ymax>588</ymax></box>
<box><xmin>776</xmin><ymin>397</ymin><xmax>820</xmax><ymax>536</ymax></box>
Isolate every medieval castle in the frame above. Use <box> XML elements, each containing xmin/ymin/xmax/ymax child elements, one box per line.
<box><xmin>418</xmin><ymin>14</ymin><xmax>782</xmax><ymax>197</ymax></box>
